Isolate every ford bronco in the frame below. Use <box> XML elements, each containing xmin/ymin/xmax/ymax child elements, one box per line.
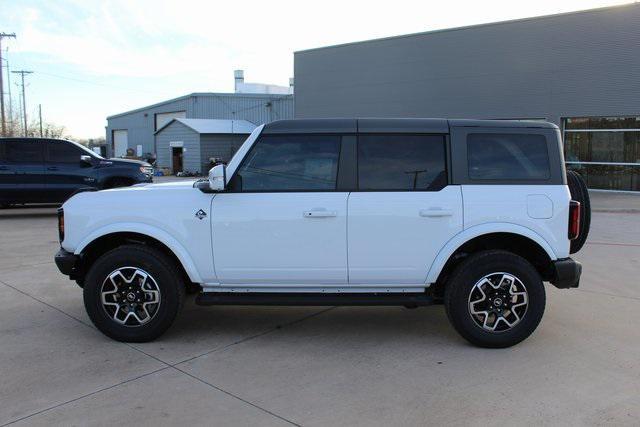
<box><xmin>54</xmin><ymin>119</ymin><xmax>589</xmax><ymax>348</ymax></box>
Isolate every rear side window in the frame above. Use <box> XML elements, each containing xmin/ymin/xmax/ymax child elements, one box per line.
<box><xmin>4</xmin><ymin>140</ymin><xmax>43</xmax><ymax>163</ymax></box>
<box><xmin>467</xmin><ymin>133</ymin><xmax>550</xmax><ymax>180</ymax></box>
<box><xmin>235</xmin><ymin>134</ymin><xmax>341</xmax><ymax>191</ymax></box>
<box><xmin>48</xmin><ymin>141</ymin><xmax>84</xmax><ymax>163</ymax></box>
<box><xmin>357</xmin><ymin>134</ymin><xmax>446</xmax><ymax>191</ymax></box>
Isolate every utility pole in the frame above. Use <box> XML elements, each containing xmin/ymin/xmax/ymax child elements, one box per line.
<box><xmin>38</xmin><ymin>104</ymin><xmax>43</xmax><ymax>137</ymax></box>
<box><xmin>5</xmin><ymin>48</ymin><xmax>12</xmax><ymax>131</ymax></box>
<box><xmin>0</xmin><ymin>32</ymin><xmax>17</xmax><ymax>136</ymax></box>
<box><xmin>12</xmin><ymin>70</ymin><xmax>33</xmax><ymax>137</ymax></box>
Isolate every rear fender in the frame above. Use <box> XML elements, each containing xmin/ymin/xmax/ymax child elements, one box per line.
<box><xmin>425</xmin><ymin>223</ymin><xmax>557</xmax><ymax>284</ymax></box>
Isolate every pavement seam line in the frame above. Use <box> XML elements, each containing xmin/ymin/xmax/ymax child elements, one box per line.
<box><xmin>0</xmin><ymin>367</ymin><xmax>171</xmax><ymax>427</ymax></box>
<box><xmin>0</xmin><ymin>278</ymin><xmax>93</xmax><ymax>328</ymax></box>
<box><xmin>173</xmin><ymin>306</ymin><xmax>337</xmax><ymax>366</ymax></box>
<box><xmin>170</xmin><ymin>365</ymin><xmax>302</xmax><ymax>427</ymax></box>
<box><xmin>0</xmin><ymin>279</ymin><xmax>330</xmax><ymax>426</ymax></box>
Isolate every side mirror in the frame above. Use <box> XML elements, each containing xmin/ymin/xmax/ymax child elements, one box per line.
<box><xmin>208</xmin><ymin>164</ymin><xmax>226</xmax><ymax>191</ymax></box>
<box><xmin>80</xmin><ymin>155</ymin><xmax>93</xmax><ymax>165</ymax></box>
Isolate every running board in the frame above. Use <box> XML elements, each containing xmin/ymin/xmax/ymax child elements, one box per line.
<box><xmin>195</xmin><ymin>292</ymin><xmax>434</xmax><ymax>307</ymax></box>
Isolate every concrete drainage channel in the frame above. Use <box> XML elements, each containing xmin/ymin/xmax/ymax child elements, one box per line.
<box><xmin>0</xmin><ymin>191</ymin><xmax>639</xmax><ymax>425</ymax></box>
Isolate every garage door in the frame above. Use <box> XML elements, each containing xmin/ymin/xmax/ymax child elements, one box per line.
<box><xmin>113</xmin><ymin>130</ymin><xmax>128</xmax><ymax>157</ymax></box>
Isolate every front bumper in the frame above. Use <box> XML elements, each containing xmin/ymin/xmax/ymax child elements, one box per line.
<box><xmin>550</xmin><ymin>258</ymin><xmax>582</xmax><ymax>289</ymax></box>
<box><xmin>54</xmin><ymin>248</ymin><xmax>79</xmax><ymax>277</ymax></box>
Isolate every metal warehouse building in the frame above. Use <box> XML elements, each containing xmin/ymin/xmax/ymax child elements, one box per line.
<box><xmin>294</xmin><ymin>3</ymin><xmax>640</xmax><ymax>191</ymax></box>
<box><xmin>106</xmin><ymin>89</ymin><xmax>293</xmax><ymax>163</ymax></box>
<box><xmin>155</xmin><ymin>118</ymin><xmax>255</xmax><ymax>174</ymax></box>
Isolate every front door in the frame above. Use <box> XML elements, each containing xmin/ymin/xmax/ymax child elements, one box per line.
<box><xmin>211</xmin><ymin>133</ymin><xmax>347</xmax><ymax>287</ymax></box>
<box><xmin>347</xmin><ymin>134</ymin><xmax>463</xmax><ymax>285</ymax></box>
<box><xmin>172</xmin><ymin>147</ymin><xmax>183</xmax><ymax>174</ymax></box>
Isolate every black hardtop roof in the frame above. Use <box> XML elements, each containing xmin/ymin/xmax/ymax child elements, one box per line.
<box><xmin>262</xmin><ymin>118</ymin><xmax>558</xmax><ymax>134</ymax></box>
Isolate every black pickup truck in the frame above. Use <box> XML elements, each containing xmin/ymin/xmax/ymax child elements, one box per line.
<box><xmin>0</xmin><ymin>137</ymin><xmax>153</xmax><ymax>206</ymax></box>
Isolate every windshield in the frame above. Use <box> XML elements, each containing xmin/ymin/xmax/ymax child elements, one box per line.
<box><xmin>65</xmin><ymin>139</ymin><xmax>105</xmax><ymax>160</ymax></box>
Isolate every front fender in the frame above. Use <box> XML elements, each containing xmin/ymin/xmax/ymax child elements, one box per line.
<box><xmin>424</xmin><ymin>223</ymin><xmax>557</xmax><ymax>284</ymax></box>
<box><xmin>73</xmin><ymin>222</ymin><xmax>203</xmax><ymax>284</ymax></box>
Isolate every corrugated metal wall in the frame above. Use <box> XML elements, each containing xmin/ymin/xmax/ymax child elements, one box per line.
<box><xmin>294</xmin><ymin>4</ymin><xmax>640</xmax><ymax>125</ymax></box>
<box><xmin>106</xmin><ymin>93</ymin><xmax>293</xmax><ymax>157</ymax></box>
<box><xmin>155</xmin><ymin>121</ymin><xmax>200</xmax><ymax>173</ymax></box>
<box><xmin>199</xmin><ymin>134</ymin><xmax>247</xmax><ymax>173</ymax></box>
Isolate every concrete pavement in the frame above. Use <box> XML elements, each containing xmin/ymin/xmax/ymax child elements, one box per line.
<box><xmin>0</xmin><ymin>192</ymin><xmax>639</xmax><ymax>426</ymax></box>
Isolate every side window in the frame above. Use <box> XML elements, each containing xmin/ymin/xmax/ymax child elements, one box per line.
<box><xmin>5</xmin><ymin>140</ymin><xmax>43</xmax><ymax>163</ymax></box>
<box><xmin>357</xmin><ymin>134</ymin><xmax>447</xmax><ymax>191</ymax></box>
<box><xmin>48</xmin><ymin>141</ymin><xmax>84</xmax><ymax>163</ymax></box>
<box><xmin>235</xmin><ymin>135</ymin><xmax>341</xmax><ymax>191</ymax></box>
<box><xmin>467</xmin><ymin>133</ymin><xmax>550</xmax><ymax>180</ymax></box>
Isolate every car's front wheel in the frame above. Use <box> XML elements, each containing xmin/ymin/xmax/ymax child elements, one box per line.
<box><xmin>444</xmin><ymin>250</ymin><xmax>545</xmax><ymax>348</ymax></box>
<box><xmin>83</xmin><ymin>245</ymin><xmax>185</xmax><ymax>342</ymax></box>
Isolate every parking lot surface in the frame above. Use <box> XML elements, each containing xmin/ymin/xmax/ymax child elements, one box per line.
<box><xmin>1</xmin><ymin>191</ymin><xmax>639</xmax><ymax>426</ymax></box>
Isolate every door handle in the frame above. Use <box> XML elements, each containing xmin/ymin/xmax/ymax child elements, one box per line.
<box><xmin>420</xmin><ymin>208</ymin><xmax>453</xmax><ymax>217</ymax></box>
<box><xmin>303</xmin><ymin>209</ymin><xmax>337</xmax><ymax>218</ymax></box>
<box><xmin>47</xmin><ymin>166</ymin><xmax>59</xmax><ymax>171</ymax></box>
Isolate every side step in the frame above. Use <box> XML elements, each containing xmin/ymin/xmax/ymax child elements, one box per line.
<box><xmin>195</xmin><ymin>292</ymin><xmax>434</xmax><ymax>307</ymax></box>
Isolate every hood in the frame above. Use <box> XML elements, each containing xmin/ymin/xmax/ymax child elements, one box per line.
<box><xmin>102</xmin><ymin>179</ymin><xmax>198</xmax><ymax>192</ymax></box>
<box><xmin>105</xmin><ymin>158</ymin><xmax>151</xmax><ymax>167</ymax></box>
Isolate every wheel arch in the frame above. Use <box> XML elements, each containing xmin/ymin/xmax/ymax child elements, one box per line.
<box><xmin>74</xmin><ymin>224</ymin><xmax>202</xmax><ymax>285</ymax></box>
<box><xmin>426</xmin><ymin>224</ymin><xmax>557</xmax><ymax>292</ymax></box>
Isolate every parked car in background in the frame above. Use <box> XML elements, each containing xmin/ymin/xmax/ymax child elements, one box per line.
<box><xmin>0</xmin><ymin>137</ymin><xmax>153</xmax><ymax>207</ymax></box>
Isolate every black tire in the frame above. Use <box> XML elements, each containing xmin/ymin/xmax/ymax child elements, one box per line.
<box><xmin>444</xmin><ymin>250</ymin><xmax>546</xmax><ymax>348</ymax></box>
<box><xmin>83</xmin><ymin>244</ymin><xmax>185</xmax><ymax>342</ymax></box>
<box><xmin>566</xmin><ymin>170</ymin><xmax>591</xmax><ymax>253</ymax></box>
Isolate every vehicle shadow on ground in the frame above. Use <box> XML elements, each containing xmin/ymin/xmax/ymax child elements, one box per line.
<box><xmin>160</xmin><ymin>297</ymin><xmax>463</xmax><ymax>347</ymax></box>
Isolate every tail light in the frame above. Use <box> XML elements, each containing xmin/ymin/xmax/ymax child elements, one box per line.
<box><xmin>568</xmin><ymin>201</ymin><xmax>580</xmax><ymax>240</ymax></box>
<box><xmin>57</xmin><ymin>208</ymin><xmax>65</xmax><ymax>243</ymax></box>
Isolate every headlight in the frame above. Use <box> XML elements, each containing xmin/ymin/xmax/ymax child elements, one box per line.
<box><xmin>140</xmin><ymin>166</ymin><xmax>153</xmax><ymax>175</ymax></box>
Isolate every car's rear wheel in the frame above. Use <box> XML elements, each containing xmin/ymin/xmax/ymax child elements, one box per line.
<box><xmin>83</xmin><ymin>245</ymin><xmax>185</xmax><ymax>342</ymax></box>
<box><xmin>566</xmin><ymin>170</ymin><xmax>591</xmax><ymax>253</ymax></box>
<box><xmin>444</xmin><ymin>250</ymin><xmax>545</xmax><ymax>348</ymax></box>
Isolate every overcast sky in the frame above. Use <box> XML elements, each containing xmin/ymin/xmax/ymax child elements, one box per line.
<box><xmin>0</xmin><ymin>0</ymin><xmax>631</xmax><ymax>138</ymax></box>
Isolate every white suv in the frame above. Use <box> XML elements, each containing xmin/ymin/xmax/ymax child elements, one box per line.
<box><xmin>54</xmin><ymin>119</ymin><xmax>589</xmax><ymax>348</ymax></box>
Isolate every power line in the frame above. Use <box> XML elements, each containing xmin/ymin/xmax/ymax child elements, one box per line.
<box><xmin>33</xmin><ymin>70</ymin><xmax>173</xmax><ymax>96</ymax></box>
<box><xmin>11</xmin><ymin>70</ymin><xmax>33</xmax><ymax>136</ymax></box>
<box><xmin>0</xmin><ymin>32</ymin><xmax>17</xmax><ymax>136</ymax></box>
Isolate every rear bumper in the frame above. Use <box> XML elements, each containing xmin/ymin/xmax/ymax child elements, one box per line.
<box><xmin>550</xmin><ymin>258</ymin><xmax>582</xmax><ymax>289</ymax></box>
<box><xmin>54</xmin><ymin>248</ymin><xmax>79</xmax><ymax>277</ymax></box>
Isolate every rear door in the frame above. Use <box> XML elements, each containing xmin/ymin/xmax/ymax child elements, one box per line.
<box><xmin>45</xmin><ymin>140</ymin><xmax>97</xmax><ymax>201</ymax></box>
<box><xmin>0</xmin><ymin>139</ymin><xmax>46</xmax><ymax>203</ymax></box>
<box><xmin>347</xmin><ymin>133</ymin><xmax>463</xmax><ymax>287</ymax></box>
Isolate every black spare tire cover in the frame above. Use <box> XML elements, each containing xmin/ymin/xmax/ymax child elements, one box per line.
<box><xmin>566</xmin><ymin>170</ymin><xmax>591</xmax><ymax>253</ymax></box>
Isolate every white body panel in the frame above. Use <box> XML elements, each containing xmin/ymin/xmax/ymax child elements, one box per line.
<box><xmin>62</xmin><ymin>180</ymin><xmax>215</xmax><ymax>284</ymax></box>
<box><xmin>461</xmin><ymin>185</ymin><xmax>571</xmax><ymax>259</ymax></box>
<box><xmin>211</xmin><ymin>192</ymin><xmax>348</xmax><ymax>285</ymax></box>
<box><xmin>347</xmin><ymin>186</ymin><xmax>463</xmax><ymax>284</ymax></box>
